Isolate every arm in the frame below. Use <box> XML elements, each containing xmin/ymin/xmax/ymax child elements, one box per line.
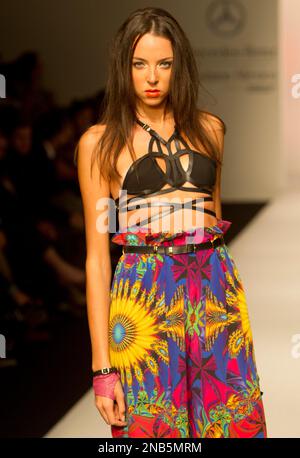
<box><xmin>77</xmin><ymin>125</ymin><xmax>112</xmax><ymax>372</ymax></box>
<box><xmin>77</xmin><ymin>126</ymin><xmax>127</xmax><ymax>428</ymax></box>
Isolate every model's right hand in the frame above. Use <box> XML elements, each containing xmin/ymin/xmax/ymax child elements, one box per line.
<box><xmin>95</xmin><ymin>379</ymin><xmax>127</xmax><ymax>427</ymax></box>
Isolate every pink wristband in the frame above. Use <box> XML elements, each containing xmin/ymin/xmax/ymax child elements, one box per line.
<box><xmin>93</xmin><ymin>371</ymin><xmax>120</xmax><ymax>400</ymax></box>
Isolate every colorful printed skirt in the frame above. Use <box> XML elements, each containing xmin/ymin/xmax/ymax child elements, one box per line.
<box><xmin>108</xmin><ymin>218</ymin><xmax>268</xmax><ymax>438</ymax></box>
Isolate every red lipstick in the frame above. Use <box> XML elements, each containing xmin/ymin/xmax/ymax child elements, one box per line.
<box><xmin>145</xmin><ymin>90</ymin><xmax>160</xmax><ymax>97</ymax></box>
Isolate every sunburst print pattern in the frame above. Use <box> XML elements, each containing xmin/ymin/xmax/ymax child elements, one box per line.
<box><xmin>108</xmin><ymin>219</ymin><xmax>267</xmax><ymax>438</ymax></box>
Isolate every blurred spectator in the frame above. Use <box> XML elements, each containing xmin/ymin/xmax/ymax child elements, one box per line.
<box><xmin>69</xmin><ymin>99</ymin><xmax>95</xmax><ymax>138</ymax></box>
<box><xmin>7</xmin><ymin>51</ymin><xmax>55</xmax><ymax>124</ymax></box>
<box><xmin>31</xmin><ymin>107</ymin><xmax>75</xmax><ymax>209</ymax></box>
<box><xmin>0</xmin><ymin>50</ymin><xmax>110</xmax><ymax>372</ymax></box>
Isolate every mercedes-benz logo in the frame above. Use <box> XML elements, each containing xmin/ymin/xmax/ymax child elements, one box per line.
<box><xmin>206</xmin><ymin>0</ymin><xmax>246</xmax><ymax>37</ymax></box>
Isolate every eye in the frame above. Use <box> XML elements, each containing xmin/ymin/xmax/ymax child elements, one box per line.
<box><xmin>160</xmin><ymin>61</ymin><xmax>172</xmax><ymax>68</ymax></box>
<box><xmin>133</xmin><ymin>62</ymin><xmax>145</xmax><ymax>68</ymax></box>
<box><xmin>132</xmin><ymin>61</ymin><xmax>173</xmax><ymax>69</ymax></box>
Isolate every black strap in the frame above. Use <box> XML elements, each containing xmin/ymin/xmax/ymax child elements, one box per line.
<box><xmin>135</xmin><ymin>117</ymin><xmax>178</xmax><ymax>147</ymax></box>
<box><xmin>92</xmin><ymin>367</ymin><xmax>118</xmax><ymax>377</ymax></box>
<box><xmin>116</xmin><ymin>118</ymin><xmax>216</xmax><ymax>227</ymax></box>
<box><xmin>118</xmin><ymin>195</ymin><xmax>215</xmax><ymax>228</ymax></box>
<box><xmin>122</xmin><ymin>235</ymin><xmax>225</xmax><ymax>255</ymax></box>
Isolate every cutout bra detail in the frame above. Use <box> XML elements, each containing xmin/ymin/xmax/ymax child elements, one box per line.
<box><xmin>114</xmin><ymin>118</ymin><xmax>217</xmax><ymax>228</ymax></box>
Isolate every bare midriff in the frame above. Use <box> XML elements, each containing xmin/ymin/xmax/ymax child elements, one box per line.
<box><xmin>110</xmin><ymin>186</ymin><xmax>216</xmax><ymax>234</ymax></box>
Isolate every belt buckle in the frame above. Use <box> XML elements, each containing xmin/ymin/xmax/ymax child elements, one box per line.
<box><xmin>166</xmin><ymin>245</ymin><xmax>173</xmax><ymax>256</ymax></box>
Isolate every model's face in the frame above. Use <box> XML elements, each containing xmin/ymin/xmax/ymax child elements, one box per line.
<box><xmin>132</xmin><ymin>33</ymin><xmax>173</xmax><ymax>106</ymax></box>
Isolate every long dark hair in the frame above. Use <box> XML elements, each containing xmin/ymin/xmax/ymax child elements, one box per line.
<box><xmin>74</xmin><ymin>6</ymin><xmax>226</xmax><ymax>184</ymax></box>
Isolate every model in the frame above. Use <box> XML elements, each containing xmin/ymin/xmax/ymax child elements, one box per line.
<box><xmin>75</xmin><ymin>6</ymin><xmax>268</xmax><ymax>438</ymax></box>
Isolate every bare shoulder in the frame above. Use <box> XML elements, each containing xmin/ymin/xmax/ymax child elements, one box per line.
<box><xmin>76</xmin><ymin>123</ymin><xmax>110</xmax><ymax>188</ymax></box>
<box><xmin>76</xmin><ymin>124</ymin><xmax>106</xmax><ymax>167</ymax></box>
<box><xmin>197</xmin><ymin>109</ymin><xmax>226</xmax><ymax>161</ymax></box>
<box><xmin>79</xmin><ymin>123</ymin><xmax>106</xmax><ymax>149</ymax></box>
<box><xmin>86</xmin><ymin>123</ymin><xmax>107</xmax><ymax>135</ymax></box>
<box><xmin>197</xmin><ymin>109</ymin><xmax>227</xmax><ymax>135</ymax></box>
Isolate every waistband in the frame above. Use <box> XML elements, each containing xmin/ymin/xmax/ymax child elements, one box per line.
<box><xmin>111</xmin><ymin>218</ymin><xmax>232</xmax><ymax>247</ymax></box>
<box><xmin>122</xmin><ymin>234</ymin><xmax>225</xmax><ymax>256</ymax></box>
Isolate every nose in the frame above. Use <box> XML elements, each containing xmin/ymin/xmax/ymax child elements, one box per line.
<box><xmin>147</xmin><ymin>66</ymin><xmax>158</xmax><ymax>84</ymax></box>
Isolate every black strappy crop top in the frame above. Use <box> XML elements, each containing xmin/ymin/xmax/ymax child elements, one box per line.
<box><xmin>114</xmin><ymin>118</ymin><xmax>218</xmax><ymax>227</ymax></box>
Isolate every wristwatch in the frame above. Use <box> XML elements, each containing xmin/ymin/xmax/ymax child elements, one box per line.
<box><xmin>92</xmin><ymin>366</ymin><xmax>118</xmax><ymax>377</ymax></box>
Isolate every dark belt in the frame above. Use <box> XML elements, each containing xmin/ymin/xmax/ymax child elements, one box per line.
<box><xmin>122</xmin><ymin>235</ymin><xmax>225</xmax><ymax>256</ymax></box>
